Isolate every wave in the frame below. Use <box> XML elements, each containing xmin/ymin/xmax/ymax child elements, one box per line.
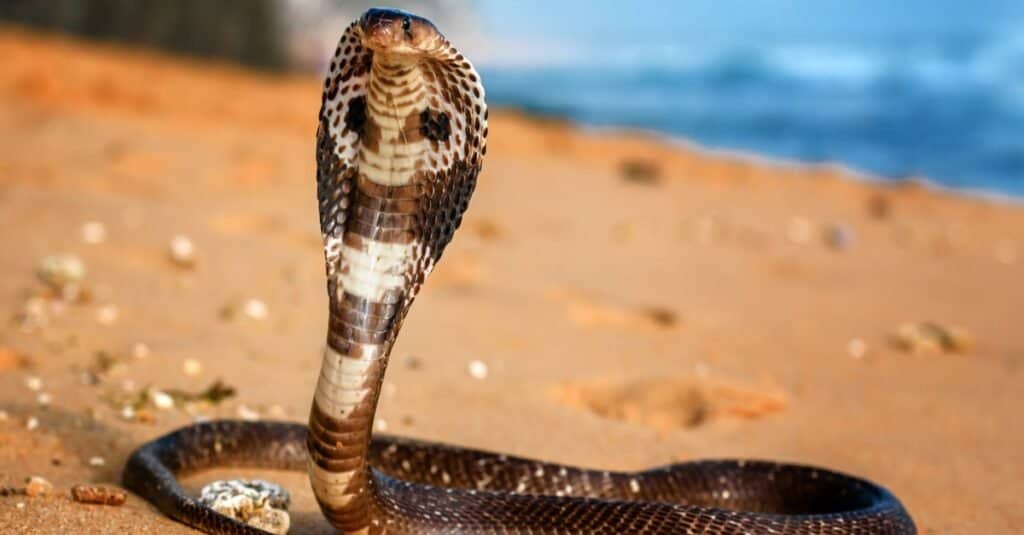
<box><xmin>480</xmin><ymin>28</ymin><xmax>1024</xmax><ymax>197</ymax></box>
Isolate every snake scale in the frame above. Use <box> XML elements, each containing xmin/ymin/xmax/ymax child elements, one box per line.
<box><xmin>123</xmin><ymin>8</ymin><xmax>916</xmax><ymax>534</ymax></box>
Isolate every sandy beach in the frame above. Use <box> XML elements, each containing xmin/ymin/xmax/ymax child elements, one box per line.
<box><xmin>0</xmin><ymin>28</ymin><xmax>1022</xmax><ymax>534</ymax></box>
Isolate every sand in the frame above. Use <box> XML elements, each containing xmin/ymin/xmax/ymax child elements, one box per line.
<box><xmin>0</xmin><ymin>27</ymin><xmax>1022</xmax><ymax>534</ymax></box>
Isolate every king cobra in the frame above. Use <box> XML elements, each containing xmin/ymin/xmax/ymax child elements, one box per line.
<box><xmin>123</xmin><ymin>8</ymin><xmax>916</xmax><ymax>534</ymax></box>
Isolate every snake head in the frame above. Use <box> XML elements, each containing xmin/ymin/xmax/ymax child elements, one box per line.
<box><xmin>359</xmin><ymin>8</ymin><xmax>443</xmax><ymax>56</ymax></box>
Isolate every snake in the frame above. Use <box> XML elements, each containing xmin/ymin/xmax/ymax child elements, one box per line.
<box><xmin>122</xmin><ymin>8</ymin><xmax>917</xmax><ymax>535</ymax></box>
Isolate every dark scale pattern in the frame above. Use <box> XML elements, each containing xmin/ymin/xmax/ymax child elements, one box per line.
<box><xmin>123</xmin><ymin>7</ymin><xmax>915</xmax><ymax>535</ymax></box>
<box><xmin>125</xmin><ymin>422</ymin><xmax>915</xmax><ymax>534</ymax></box>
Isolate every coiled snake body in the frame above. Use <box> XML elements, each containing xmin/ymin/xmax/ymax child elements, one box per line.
<box><xmin>123</xmin><ymin>8</ymin><xmax>916</xmax><ymax>534</ymax></box>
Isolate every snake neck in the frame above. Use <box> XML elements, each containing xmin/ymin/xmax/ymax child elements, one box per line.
<box><xmin>307</xmin><ymin>54</ymin><xmax>429</xmax><ymax>534</ymax></box>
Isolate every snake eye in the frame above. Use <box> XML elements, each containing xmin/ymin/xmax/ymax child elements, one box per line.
<box><xmin>402</xmin><ymin>16</ymin><xmax>412</xmax><ymax>36</ymax></box>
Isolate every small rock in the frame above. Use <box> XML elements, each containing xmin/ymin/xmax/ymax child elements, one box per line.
<box><xmin>70</xmin><ymin>484</ymin><xmax>126</xmax><ymax>506</ymax></box>
<box><xmin>618</xmin><ymin>158</ymin><xmax>662</xmax><ymax>185</ymax></box>
<box><xmin>25</xmin><ymin>476</ymin><xmax>53</xmax><ymax>497</ymax></box>
<box><xmin>374</xmin><ymin>418</ymin><xmax>388</xmax><ymax>432</ymax></box>
<box><xmin>15</xmin><ymin>502</ymin><xmax>25</xmax><ymax>509</ymax></box>
<box><xmin>151</xmin><ymin>390</ymin><xmax>174</xmax><ymax>410</ymax></box>
<box><xmin>37</xmin><ymin>392</ymin><xmax>52</xmax><ymax>406</ymax></box>
<box><xmin>88</xmin><ymin>456</ymin><xmax>106</xmax><ymax>467</ymax></box>
<box><xmin>25</xmin><ymin>417</ymin><xmax>39</xmax><ymax>430</ymax></box>
<box><xmin>169</xmin><ymin>235</ymin><xmax>197</xmax><ymax>268</ymax></box>
<box><xmin>26</xmin><ymin>376</ymin><xmax>43</xmax><ymax>392</ymax></box>
<box><xmin>199</xmin><ymin>479</ymin><xmax>291</xmax><ymax>535</ymax></box>
<box><xmin>80</xmin><ymin>222</ymin><xmax>108</xmax><ymax>244</ymax></box>
<box><xmin>893</xmin><ymin>322</ymin><xmax>973</xmax><ymax>355</ymax></box>
<box><xmin>0</xmin><ymin>410</ymin><xmax>8</xmax><ymax>421</ymax></box>
<box><xmin>183</xmin><ymin>358</ymin><xmax>203</xmax><ymax>377</ymax></box>
<box><xmin>825</xmin><ymin>224</ymin><xmax>855</xmax><ymax>250</ymax></box>
<box><xmin>95</xmin><ymin>304</ymin><xmax>119</xmax><ymax>325</ymax></box>
<box><xmin>866</xmin><ymin>194</ymin><xmax>891</xmax><ymax>220</ymax></box>
<box><xmin>37</xmin><ymin>254</ymin><xmax>86</xmax><ymax>291</ymax></box>
<box><xmin>236</xmin><ymin>405</ymin><xmax>260</xmax><ymax>421</ymax></box>
<box><xmin>786</xmin><ymin>217</ymin><xmax>813</xmax><ymax>244</ymax></box>
<box><xmin>847</xmin><ymin>338</ymin><xmax>868</xmax><ymax>359</ymax></box>
<box><xmin>131</xmin><ymin>342</ymin><xmax>151</xmax><ymax>359</ymax></box>
<box><xmin>120</xmin><ymin>405</ymin><xmax>136</xmax><ymax>421</ymax></box>
<box><xmin>467</xmin><ymin>360</ymin><xmax>488</xmax><ymax>380</ymax></box>
<box><xmin>242</xmin><ymin>299</ymin><xmax>268</xmax><ymax>320</ymax></box>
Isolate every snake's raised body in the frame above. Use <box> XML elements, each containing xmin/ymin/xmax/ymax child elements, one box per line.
<box><xmin>123</xmin><ymin>8</ymin><xmax>916</xmax><ymax>534</ymax></box>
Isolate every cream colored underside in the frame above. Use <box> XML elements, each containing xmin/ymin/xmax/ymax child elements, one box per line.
<box><xmin>359</xmin><ymin>61</ymin><xmax>426</xmax><ymax>186</ymax></box>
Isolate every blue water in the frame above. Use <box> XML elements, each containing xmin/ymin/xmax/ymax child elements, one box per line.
<box><xmin>477</xmin><ymin>8</ymin><xmax>1024</xmax><ymax>198</ymax></box>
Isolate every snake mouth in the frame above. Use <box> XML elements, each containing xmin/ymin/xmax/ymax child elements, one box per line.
<box><xmin>359</xmin><ymin>7</ymin><xmax>442</xmax><ymax>55</ymax></box>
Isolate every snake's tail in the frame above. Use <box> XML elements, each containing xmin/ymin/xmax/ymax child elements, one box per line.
<box><xmin>122</xmin><ymin>420</ymin><xmax>308</xmax><ymax>535</ymax></box>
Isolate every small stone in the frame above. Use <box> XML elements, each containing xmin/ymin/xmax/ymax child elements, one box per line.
<box><xmin>95</xmin><ymin>304</ymin><xmax>119</xmax><ymax>325</ymax></box>
<box><xmin>266</xmin><ymin>405</ymin><xmax>287</xmax><ymax>419</ymax></box>
<box><xmin>15</xmin><ymin>502</ymin><xmax>25</xmax><ymax>509</ymax></box>
<box><xmin>786</xmin><ymin>216</ymin><xmax>813</xmax><ymax>244</ymax></box>
<box><xmin>25</xmin><ymin>476</ymin><xmax>52</xmax><ymax>497</ymax></box>
<box><xmin>131</xmin><ymin>342</ymin><xmax>151</xmax><ymax>359</ymax></box>
<box><xmin>237</xmin><ymin>405</ymin><xmax>260</xmax><ymax>421</ymax></box>
<box><xmin>405</xmin><ymin>355</ymin><xmax>422</xmax><ymax>370</ymax></box>
<box><xmin>81</xmin><ymin>221</ymin><xmax>108</xmax><ymax>244</ymax></box>
<box><xmin>26</xmin><ymin>417</ymin><xmax>39</xmax><ymax>430</ymax></box>
<box><xmin>242</xmin><ymin>299</ymin><xmax>268</xmax><ymax>320</ymax></box>
<box><xmin>37</xmin><ymin>254</ymin><xmax>86</xmax><ymax>290</ymax></box>
<box><xmin>120</xmin><ymin>405</ymin><xmax>136</xmax><ymax>421</ymax></box>
<box><xmin>825</xmin><ymin>224</ymin><xmax>855</xmax><ymax>250</ymax></box>
<box><xmin>169</xmin><ymin>235</ymin><xmax>197</xmax><ymax>268</ymax></box>
<box><xmin>71</xmin><ymin>484</ymin><xmax>126</xmax><ymax>506</ymax></box>
<box><xmin>183</xmin><ymin>358</ymin><xmax>202</xmax><ymax>376</ymax></box>
<box><xmin>467</xmin><ymin>360</ymin><xmax>488</xmax><ymax>380</ymax></box>
<box><xmin>847</xmin><ymin>338</ymin><xmax>868</xmax><ymax>359</ymax></box>
<box><xmin>151</xmin><ymin>390</ymin><xmax>174</xmax><ymax>410</ymax></box>
<box><xmin>893</xmin><ymin>322</ymin><xmax>973</xmax><ymax>355</ymax></box>
<box><xmin>37</xmin><ymin>392</ymin><xmax>52</xmax><ymax>406</ymax></box>
<box><xmin>88</xmin><ymin>456</ymin><xmax>106</xmax><ymax>467</ymax></box>
<box><xmin>0</xmin><ymin>410</ymin><xmax>8</xmax><ymax>421</ymax></box>
<box><xmin>374</xmin><ymin>418</ymin><xmax>388</xmax><ymax>432</ymax></box>
<box><xmin>26</xmin><ymin>376</ymin><xmax>43</xmax><ymax>391</ymax></box>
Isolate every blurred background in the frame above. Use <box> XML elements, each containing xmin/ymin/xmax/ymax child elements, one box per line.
<box><xmin>3</xmin><ymin>0</ymin><xmax>1023</xmax><ymax>197</ymax></box>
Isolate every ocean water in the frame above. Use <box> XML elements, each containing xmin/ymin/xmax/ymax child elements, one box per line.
<box><xmin>477</xmin><ymin>5</ymin><xmax>1024</xmax><ymax>198</ymax></box>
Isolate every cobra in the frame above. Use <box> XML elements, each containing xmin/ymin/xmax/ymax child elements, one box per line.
<box><xmin>123</xmin><ymin>8</ymin><xmax>917</xmax><ymax>534</ymax></box>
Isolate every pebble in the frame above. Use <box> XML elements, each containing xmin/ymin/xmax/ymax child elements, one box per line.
<box><xmin>26</xmin><ymin>376</ymin><xmax>43</xmax><ymax>391</ymax></box>
<box><xmin>15</xmin><ymin>502</ymin><xmax>25</xmax><ymax>509</ymax></box>
<box><xmin>37</xmin><ymin>254</ymin><xmax>86</xmax><ymax>290</ymax></box>
<box><xmin>825</xmin><ymin>224</ymin><xmax>855</xmax><ymax>250</ymax></box>
<box><xmin>786</xmin><ymin>216</ymin><xmax>813</xmax><ymax>244</ymax></box>
<box><xmin>183</xmin><ymin>358</ymin><xmax>203</xmax><ymax>376</ymax></box>
<box><xmin>242</xmin><ymin>299</ymin><xmax>268</xmax><ymax>320</ymax></box>
<box><xmin>467</xmin><ymin>360</ymin><xmax>488</xmax><ymax>380</ymax></box>
<box><xmin>70</xmin><ymin>484</ymin><xmax>126</xmax><ymax>506</ymax></box>
<box><xmin>374</xmin><ymin>418</ymin><xmax>389</xmax><ymax>432</ymax></box>
<box><xmin>132</xmin><ymin>342</ymin><xmax>151</xmax><ymax>359</ymax></box>
<box><xmin>37</xmin><ymin>392</ymin><xmax>52</xmax><ymax>406</ymax></box>
<box><xmin>25</xmin><ymin>476</ymin><xmax>52</xmax><ymax>497</ymax></box>
<box><xmin>237</xmin><ymin>405</ymin><xmax>260</xmax><ymax>421</ymax></box>
<box><xmin>169</xmin><ymin>235</ymin><xmax>197</xmax><ymax>268</ymax></box>
<box><xmin>95</xmin><ymin>304</ymin><xmax>119</xmax><ymax>325</ymax></box>
<box><xmin>847</xmin><ymin>338</ymin><xmax>868</xmax><ymax>359</ymax></box>
<box><xmin>80</xmin><ymin>221</ymin><xmax>108</xmax><ymax>244</ymax></box>
<box><xmin>88</xmin><ymin>456</ymin><xmax>106</xmax><ymax>467</ymax></box>
<box><xmin>0</xmin><ymin>410</ymin><xmax>8</xmax><ymax>421</ymax></box>
<box><xmin>120</xmin><ymin>406</ymin><xmax>136</xmax><ymax>421</ymax></box>
<box><xmin>151</xmin><ymin>390</ymin><xmax>174</xmax><ymax>410</ymax></box>
<box><xmin>894</xmin><ymin>322</ymin><xmax>973</xmax><ymax>355</ymax></box>
<box><xmin>26</xmin><ymin>417</ymin><xmax>39</xmax><ymax>430</ymax></box>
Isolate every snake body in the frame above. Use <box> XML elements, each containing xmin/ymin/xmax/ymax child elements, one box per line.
<box><xmin>123</xmin><ymin>8</ymin><xmax>916</xmax><ymax>534</ymax></box>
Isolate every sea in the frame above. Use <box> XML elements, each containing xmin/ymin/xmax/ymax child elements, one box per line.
<box><xmin>475</xmin><ymin>2</ymin><xmax>1024</xmax><ymax>199</ymax></box>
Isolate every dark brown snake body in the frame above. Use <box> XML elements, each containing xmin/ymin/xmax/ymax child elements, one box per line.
<box><xmin>123</xmin><ymin>8</ymin><xmax>916</xmax><ymax>534</ymax></box>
